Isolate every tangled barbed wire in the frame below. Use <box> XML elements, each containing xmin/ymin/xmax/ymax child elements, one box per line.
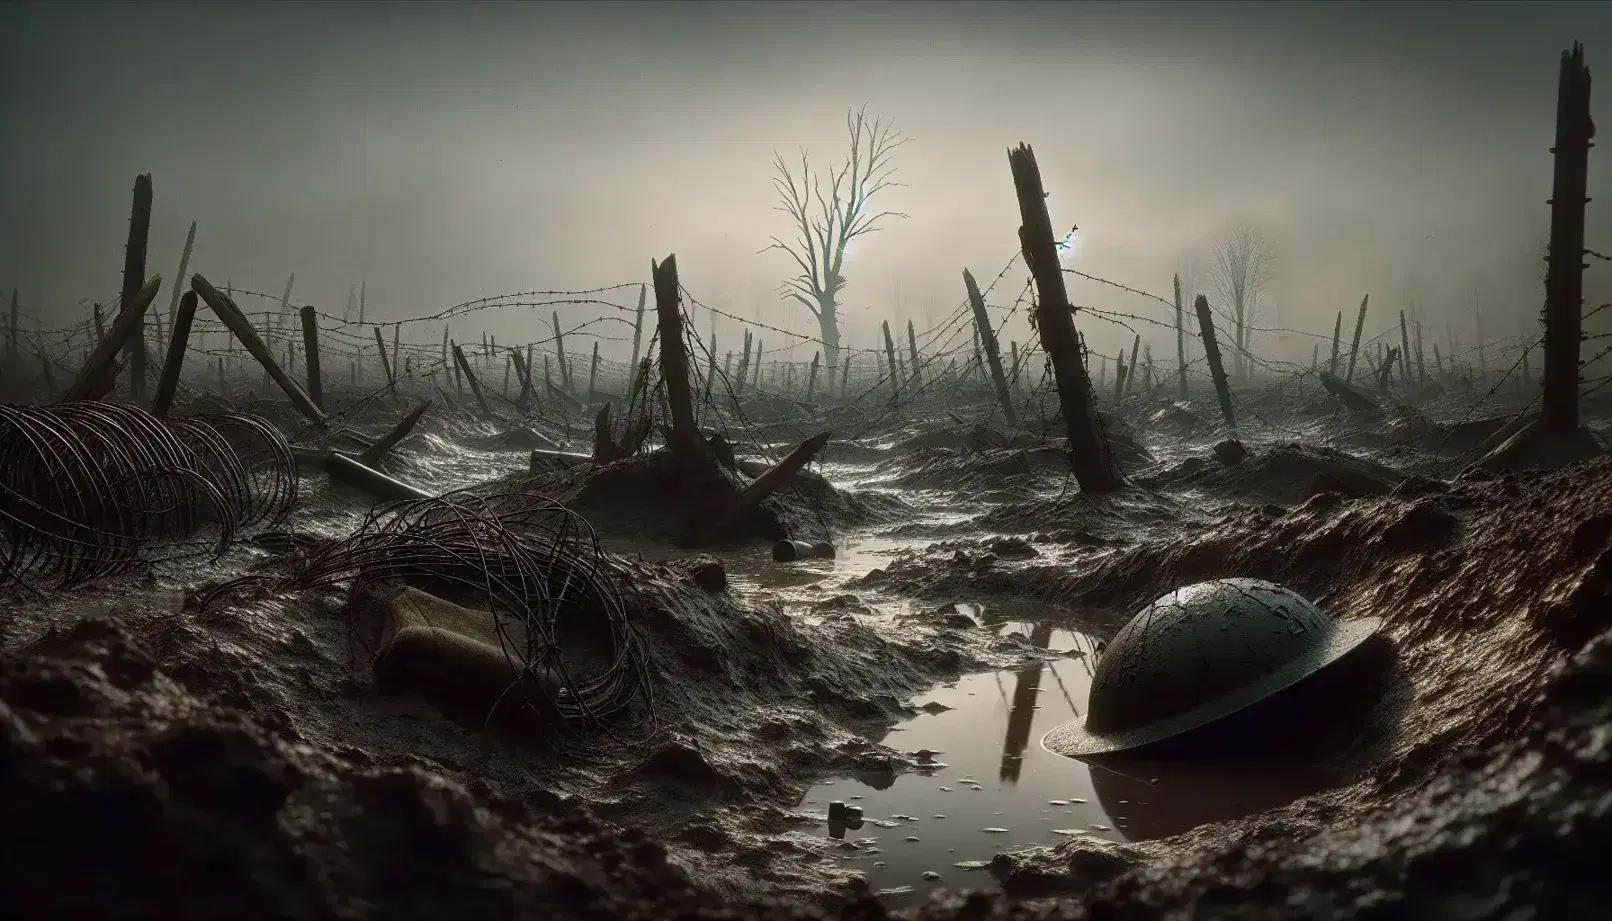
<box><xmin>0</xmin><ymin>403</ymin><xmax>297</xmax><ymax>588</ymax></box>
<box><xmin>201</xmin><ymin>489</ymin><xmax>653</xmax><ymax>749</ymax></box>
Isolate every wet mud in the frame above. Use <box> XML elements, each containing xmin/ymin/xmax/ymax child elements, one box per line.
<box><xmin>3</xmin><ymin>384</ymin><xmax>1611</xmax><ymax>920</ymax></box>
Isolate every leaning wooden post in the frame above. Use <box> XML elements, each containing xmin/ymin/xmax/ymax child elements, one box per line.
<box><xmin>1346</xmin><ymin>294</ymin><xmax>1369</xmax><ymax>382</ymax></box>
<box><xmin>751</xmin><ymin>340</ymin><xmax>763</xmax><ymax>391</ymax></box>
<box><xmin>66</xmin><ymin>276</ymin><xmax>162</xmax><ymax>401</ymax></box>
<box><xmin>906</xmin><ymin>319</ymin><xmax>923</xmax><ymax>388</ymax></box>
<box><xmin>552</xmin><ymin>311</ymin><xmax>573</xmax><ymax>393</ymax></box>
<box><xmin>359</xmin><ymin>402</ymin><xmax>432</xmax><ymax>465</ymax></box>
<box><xmin>451</xmin><ymin>343</ymin><xmax>493</xmax><ymax>419</ymax></box>
<box><xmin>1195</xmin><ymin>294</ymin><xmax>1236</xmax><ymax>431</ymax></box>
<box><xmin>882</xmin><ymin>320</ymin><xmax>900</xmax><ymax>401</ymax></box>
<box><xmin>587</xmin><ymin>341</ymin><xmax>600</xmax><ymax>405</ymax></box>
<box><xmin>300</xmin><ymin>305</ymin><xmax>323</xmax><ymax>410</ymax></box>
<box><xmin>1414</xmin><ymin>320</ymin><xmax>1427</xmax><ymax>384</ymax></box>
<box><xmin>734</xmin><ymin>330</ymin><xmax>752</xmax><ymax>396</ymax></box>
<box><xmin>1324</xmin><ymin>312</ymin><xmax>1340</xmax><ymax>377</ymax></box>
<box><xmin>1398</xmin><ymin>310</ymin><xmax>1414</xmax><ymax>387</ymax></box>
<box><xmin>1113</xmin><ymin>352</ymin><xmax>1127</xmax><ymax>404</ymax></box>
<box><xmin>166</xmin><ymin>221</ymin><xmax>196</xmax><ymax>328</ymax></box>
<box><xmin>703</xmin><ymin>335</ymin><xmax>719</xmax><ymax>408</ymax></box>
<box><xmin>650</xmin><ymin>254</ymin><xmax>709</xmax><ymax>469</ymax></box>
<box><xmin>1543</xmin><ymin>41</ymin><xmax>1593</xmax><ymax>434</ymax></box>
<box><xmin>964</xmin><ymin>267</ymin><xmax>1018</xmax><ymax>427</ymax></box>
<box><xmin>1174</xmin><ymin>273</ymin><xmax>1188</xmax><ymax>400</ymax></box>
<box><xmin>151</xmin><ymin>290</ymin><xmax>198</xmax><ymax>417</ymax></box>
<box><xmin>628</xmin><ymin>283</ymin><xmax>647</xmax><ymax>384</ymax></box>
<box><xmin>190</xmin><ymin>274</ymin><xmax>326</xmax><ymax>426</ymax></box>
<box><xmin>1124</xmin><ymin>334</ymin><xmax>1141</xmax><ymax>401</ymax></box>
<box><xmin>806</xmin><ymin>351</ymin><xmax>820</xmax><ymax>402</ymax></box>
<box><xmin>373</xmin><ymin>325</ymin><xmax>396</xmax><ymax>397</ymax></box>
<box><xmin>1008</xmin><ymin>144</ymin><xmax>1121</xmax><ymax>491</ymax></box>
<box><xmin>119</xmin><ymin>174</ymin><xmax>155</xmax><ymax>403</ymax></box>
<box><xmin>1434</xmin><ymin>343</ymin><xmax>1445</xmax><ymax>381</ymax></box>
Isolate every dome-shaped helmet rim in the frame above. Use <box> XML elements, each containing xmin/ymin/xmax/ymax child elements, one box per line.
<box><xmin>1042</xmin><ymin>614</ymin><xmax>1383</xmax><ymax>760</ymax></box>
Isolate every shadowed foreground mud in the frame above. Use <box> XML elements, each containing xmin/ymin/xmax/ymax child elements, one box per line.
<box><xmin>3</xmin><ymin>452</ymin><xmax>1609</xmax><ymax>920</ymax></box>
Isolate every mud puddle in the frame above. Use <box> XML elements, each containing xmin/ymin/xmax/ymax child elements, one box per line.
<box><xmin>799</xmin><ymin>617</ymin><xmax>1336</xmax><ymax>906</ymax></box>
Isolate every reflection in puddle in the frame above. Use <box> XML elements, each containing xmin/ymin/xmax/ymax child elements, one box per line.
<box><xmin>799</xmin><ymin>617</ymin><xmax>1340</xmax><ymax>906</ymax></box>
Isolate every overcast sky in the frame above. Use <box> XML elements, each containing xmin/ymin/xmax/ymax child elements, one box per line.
<box><xmin>2</xmin><ymin>0</ymin><xmax>1608</xmax><ymax>370</ymax></box>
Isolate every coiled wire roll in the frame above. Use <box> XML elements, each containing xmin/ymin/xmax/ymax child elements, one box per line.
<box><xmin>0</xmin><ymin>402</ymin><xmax>297</xmax><ymax>588</ymax></box>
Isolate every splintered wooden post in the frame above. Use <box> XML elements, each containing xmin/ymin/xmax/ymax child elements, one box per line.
<box><xmin>704</xmin><ymin>335</ymin><xmax>719</xmax><ymax>407</ymax></box>
<box><xmin>1330</xmin><ymin>311</ymin><xmax>1343</xmax><ymax>375</ymax></box>
<box><xmin>1174</xmin><ymin>273</ymin><xmax>1188</xmax><ymax>400</ymax></box>
<box><xmin>806</xmin><ymin>351</ymin><xmax>820</xmax><ymax>402</ymax></box>
<box><xmin>587</xmin><ymin>341</ymin><xmax>600</xmax><ymax>404</ymax></box>
<box><xmin>451</xmin><ymin>343</ymin><xmax>493</xmax><ymax>419</ymax></box>
<box><xmin>906</xmin><ymin>319</ymin><xmax>922</xmax><ymax>388</ymax></box>
<box><xmin>964</xmin><ymin>267</ymin><xmax>1018</xmax><ymax>427</ymax></box>
<box><xmin>1434</xmin><ymin>343</ymin><xmax>1445</xmax><ymax>380</ymax></box>
<box><xmin>191</xmin><ymin>275</ymin><xmax>326</xmax><ymax>425</ymax></box>
<box><xmin>650</xmin><ymin>254</ymin><xmax>708</xmax><ymax>467</ymax></box>
<box><xmin>1124</xmin><ymin>334</ymin><xmax>1141</xmax><ymax>400</ymax></box>
<box><xmin>1194</xmin><ymin>294</ymin><xmax>1236</xmax><ymax>431</ymax></box>
<box><xmin>1008</xmin><ymin>145</ymin><xmax>1120</xmax><ymax>491</ymax></box>
<box><xmin>512</xmin><ymin>347</ymin><xmax>533</xmax><ymax>409</ymax></box>
<box><xmin>628</xmin><ymin>283</ymin><xmax>647</xmax><ymax>382</ymax></box>
<box><xmin>1398</xmin><ymin>310</ymin><xmax>1414</xmax><ymax>387</ymax></box>
<box><xmin>359</xmin><ymin>402</ymin><xmax>432</xmax><ymax>465</ymax></box>
<box><xmin>1415</xmin><ymin>321</ymin><xmax>1427</xmax><ymax>383</ymax></box>
<box><xmin>392</xmin><ymin>323</ymin><xmax>402</xmax><ymax>385</ymax></box>
<box><xmin>151</xmin><ymin>290</ymin><xmax>198</xmax><ymax>417</ymax></box>
<box><xmin>67</xmin><ymin>276</ymin><xmax>161</xmax><ymax>401</ymax></box>
<box><xmin>1113</xmin><ymin>353</ymin><xmax>1127</xmax><ymax>403</ymax></box>
<box><xmin>373</xmin><ymin>325</ymin><xmax>395</xmax><ymax>396</ymax></box>
<box><xmin>1144</xmin><ymin>344</ymin><xmax>1154</xmax><ymax>396</ymax></box>
<box><xmin>300</xmin><ymin>305</ymin><xmax>323</xmax><ymax>409</ymax></box>
<box><xmin>840</xmin><ymin>351</ymin><xmax>852</xmax><ymax>398</ymax></box>
<box><xmin>119</xmin><ymin>174</ymin><xmax>155</xmax><ymax>403</ymax></box>
<box><xmin>709</xmin><ymin>431</ymin><xmax>832</xmax><ymax>537</ymax></box>
<box><xmin>452</xmin><ymin>341</ymin><xmax>464</xmax><ymax>396</ymax></box>
<box><xmin>751</xmin><ymin>340</ymin><xmax>763</xmax><ymax>391</ymax></box>
<box><xmin>166</xmin><ymin>221</ymin><xmax>196</xmax><ymax>328</ymax></box>
<box><xmin>1346</xmin><ymin>294</ymin><xmax>1369</xmax><ymax>382</ymax></box>
<box><xmin>882</xmin><ymin>320</ymin><xmax>900</xmax><ymax>401</ymax></box>
<box><xmin>501</xmin><ymin>353</ymin><xmax>511</xmax><ymax>397</ymax></box>
<box><xmin>1377</xmin><ymin>348</ymin><xmax>1400</xmax><ymax>390</ymax></box>
<box><xmin>1543</xmin><ymin>41</ymin><xmax>1593</xmax><ymax>433</ymax></box>
<box><xmin>552</xmin><ymin>311</ymin><xmax>572</xmax><ymax>393</ymax></box>
<box><xmin>1010</xmin><ymin>339</ymin><xmax>1021</xmax><ymax>387</ymax></box>
<box><xmin>735</xmin><ymin>330</ymin><xmax>752</xmax><ymax>396</ymax></box>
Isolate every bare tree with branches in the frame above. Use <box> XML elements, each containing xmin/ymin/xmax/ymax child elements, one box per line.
<box><xmin>763</xmin><ymin>106</ymin><xmax>911</xmax><ymax>372</ymax></box>
<box><xmin>1207</xmin><ymin>223</ymin><xmax>1274</xmax><ymax>378</ymax></box>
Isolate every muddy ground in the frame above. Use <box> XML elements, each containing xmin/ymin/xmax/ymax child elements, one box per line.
<box><xmin>3</xmin><ymin>376</ymin><xmax>1611</xmax><ymax>919</ymax></box>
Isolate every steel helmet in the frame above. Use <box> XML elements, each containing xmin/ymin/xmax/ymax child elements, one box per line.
<box><xmin>1043</xmin><ymin>578</ymin><xmax>1381</xmax><ymax>758</ymax></box>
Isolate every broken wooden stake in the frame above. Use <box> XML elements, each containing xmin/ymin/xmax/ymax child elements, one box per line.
<box><xmin>1318</xmin><ymin>371</ymin><xmax>1380</xmax><ymax>413</ymax></box>
<box><xmin>1346</xmin><ymin>295</ymin><xmax>1369</xmax><ymax>382</ymax></box>
<box><xmin>708</xmin><ymin>431</ymin><xmax>831</xmax><ymax>538</ymax></box>
<box><xmin>906</xmin><ymin>319</ymin><xmax>922</xmax><ymax>388</ymax></box>
<box><xmin>359</xmin><ymin>402</ymin><xmax>431</xmax><ymax>466</ymax></box>
<box><xmin>151</xmin><ymin>290</ymin><xmax>197</xmax><ymax>417</ymax></box>
<box><xmin>66</xmin><ymin>275</ymin><xmax>162</xmax><ymax>402</ymax></box>
<box><xmin>1542</xmin><ymin>41</ymin><xmax>1593</xmax><ymax>434</ymax></box>
<box><xmin>374</xmin><ymin>325</ymin><xmax>396</xmax><ymax>397</ymax></box>
<box><xmin>651</xmin><ymin>254</ymin><xmax>712</xmax><ymax>472</ymax></box>
<box><xmin>1174</xmin><ymin>273</ymin><xmax>1189</xmax><ymax>400</ymax></box>
<box><xmin>806</xmin><ymin>351</ymin><xmax>820</xmax><ymax>402</ymax></box>
<box><xmin>451</xmin><ymin>343</ymin><xmax>493</xmax><ymax>419</ymax></box>
<box><xmin>191</xmin><ymin>274</ymin><xmax>326</xmax><ymax>426</ymax></box>
<box><xmin>119</xmin><ymin>174</ymin><xmax>155</xmax><ymax>404</ymax></box>
<box><xmin>300</xmin><ymin>306</ymin><xmax>323</xmax><ymax>410</ymax></box>
<box><xmin>1008</xmin><ymin>143</ymin><xmax>1121</xmax><ymax>491</ymax></box>
<box><xmin>1194</xmin><ymin>294</ymin><xmax>1237</xmax><ymax>431</ymax></box>
<box><xmin>1329</xmin><ymin>310</ymin><xmax>1343</xmax><ymax>376</ymax></box>
<box><xmin>964</xmin><ymin>267</ymin><xmax>1018</xmax><ymax>428</ymax></box>
<box><xmin>882</xmin><ymin>320</ymin><xmax>900</xmax><ymax>402</ymax></box>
